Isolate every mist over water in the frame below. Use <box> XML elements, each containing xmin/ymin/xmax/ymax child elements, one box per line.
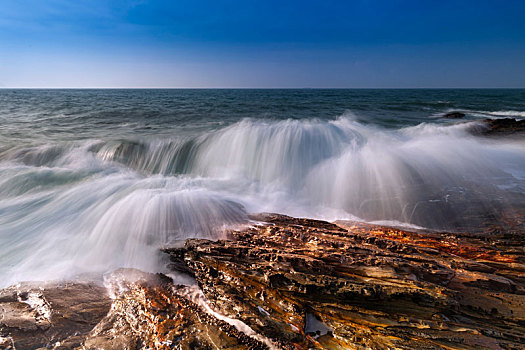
<box><xmin>1</xmin><ymin>89</ymin><xmax>524</xmax><ymax>288</ymax></box>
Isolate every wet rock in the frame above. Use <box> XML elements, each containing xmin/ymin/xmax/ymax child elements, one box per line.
<box><xmin>84</xmin><ymin>268</ymin><xmax>269</xmax><ymax>350</ymax></box>
<box><xmin>0</xmin><ymin>270</ymin><xmax>271</xmax><ymax>349</ymax></box>
<box><xmin>2</xmin><ymin>214</ymin><xmax>524</xmax><ymax>349</ymax></box>
<box><xmin>165</xmin><ymin>213</ymin><xmax>525</xmax><ymax>349</ymax></box>
<box><xmin>442</xmin><ymin>111</ymin><xmax>466</xmax><ymax>119</ymax></box>
<box><xmin>0</xmin><ymin>281</ymin><xmax>111</xmax><ymax>349</ymax></box>
<box><xmin>481</xmin><ymin>118</ymin><xmax>525</xmax><ymax>136</ymax></box>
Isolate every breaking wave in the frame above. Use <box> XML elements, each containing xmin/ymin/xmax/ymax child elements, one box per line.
<box><xmin>467</xmin><ymin>110</ymin><xmax>525</xmax><ymax>119</ymax></box>
<box><xmin>1</xmin><ymin>115</ymin><xmax>524</xmax><ymax>287</ymax></box>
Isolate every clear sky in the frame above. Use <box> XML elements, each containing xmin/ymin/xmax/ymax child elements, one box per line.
<box><xmin>1</xmin><ymin>0</ymin><xmax>524</xmax><ymax>88</ymax></box>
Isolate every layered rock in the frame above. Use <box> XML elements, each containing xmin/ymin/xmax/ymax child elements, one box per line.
<box><xmin>0</xmin><ymin>282</ymin><xmax>111</xmax><ymax>349</ymax></box>
<box><xmin>2</xmin><ymin>213</ymin><xmax>524</xmax><ymax>349</ymax></box>
<box><xmin>165</xmin><ymin>213</ymin><xmax>525</xmax><ymax>349</ymax></box>
<box><xmin>0</xmin><ymin>270</ymin><xmax>270</xmax><ymax>349</ymax></box>
<box><xmin>84</xmin><ymin>269</ymin><xmax>269</xmax><ymax>349</ymax></box>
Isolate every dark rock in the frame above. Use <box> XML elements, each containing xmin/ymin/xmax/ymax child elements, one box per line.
<box><xmin>480</xmin><ymin>118</ymin><xmax>525</xmax><ymax>136</ymax></box>
<box><xmin>442</xmin><ymin>111</ymin><xmax>466</xmax><ymax>119</ymax></box>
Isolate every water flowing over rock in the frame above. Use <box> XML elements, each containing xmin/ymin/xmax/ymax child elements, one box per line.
<box><xmin>0</xmin><ymin>270</ymin><xmax>270</xmax><ymax>349</ymax></box>
<box><xmin>2</xmin><ymin>114</ymin><xmax>525</xmax><ymax>286</ymax></box>
<box><xmin>84</xmin><ymin>269</ymin><xmax>269</xmax><ymax>349</ymax></box>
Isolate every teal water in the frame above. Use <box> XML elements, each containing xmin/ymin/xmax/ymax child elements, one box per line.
<box><xmin>1</xmin><ymin>89</ymin><xmax>524</xmax><ymax>287</ymax></box>
<box><xmin>1</xmin><ymin>89</ymin><xmax>525</xmax><ymax>143</ymax></box>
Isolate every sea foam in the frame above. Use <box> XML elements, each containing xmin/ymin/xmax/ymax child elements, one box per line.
<box><xmin>0</xmin><ymin>115</ymin><xmax>524</xmax><ymax>287</ymax></box>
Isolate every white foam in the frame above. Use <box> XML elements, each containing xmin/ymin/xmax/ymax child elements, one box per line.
<box><xmin>468</xmin><ymin>110</ymin><xmax>525</xmax><ymax>119</ymax></box>
<box><xmin>179</xmin><ymin>285</ymin><xmax>279</xmax><ymax>349</ymax></box>
<box><xmin>0</xmin><ymin>115</ymin><xmax>524</xmax><ymax>288</ymax></box>
<box><xmin>483</xmin><ymin>110</ymin><xmax>525</xmax><ymax>118</ymax></box>
<box><xmin>18</xmin><ymin>291</ymin><xmax>52</xmax><ymax>321</ymax></box>
<box><xmin>305</xmin><ymin>313</ymin><xmax>333</xmax><ymax>338</ymax></box>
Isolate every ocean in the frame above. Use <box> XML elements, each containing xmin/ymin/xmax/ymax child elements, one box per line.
<box><xmin>1</xmin><ymin>88</ymin><xmax>524</xmax><ymax>287</ymax></box>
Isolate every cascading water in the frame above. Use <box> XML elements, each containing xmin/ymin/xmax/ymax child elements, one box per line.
<box><xmin>1</xmin><ymin>89</ymin><xmax>524</xmax><ymax>288</ymax></box>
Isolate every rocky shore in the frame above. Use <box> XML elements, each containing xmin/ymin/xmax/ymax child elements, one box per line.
<box><xmin>2</xmin><ymin>213</ymin><xmax>524</xmax><ymax>349</ymax></box>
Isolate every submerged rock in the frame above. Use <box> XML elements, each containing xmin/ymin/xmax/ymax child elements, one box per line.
<box><xmin>442</xmin><ymin>111</ymin><xmax>466</xmax><ymax>119</ymax></box>
<box><xmin>165</xmin><ymin>213</ymin><xmax>525</xmax><ymax>349</ymax></box>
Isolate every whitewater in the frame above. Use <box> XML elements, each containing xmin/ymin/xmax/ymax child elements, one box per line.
<box><xmin>1</xmin><ymin>89</ymin><xmax>524</xmax><ymax>288</ymax></box>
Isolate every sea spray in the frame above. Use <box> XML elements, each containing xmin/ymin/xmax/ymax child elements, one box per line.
<box><xmin>1</xmin><ymin>89</ymin><xmax>524</xmax><ymax>288</ymax></box>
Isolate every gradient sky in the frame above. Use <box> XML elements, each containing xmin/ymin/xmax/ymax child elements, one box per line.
<box><xmin>1</xmin><ymin>0</ymin><xmax>525</xmax><ymax>88</ymax></box>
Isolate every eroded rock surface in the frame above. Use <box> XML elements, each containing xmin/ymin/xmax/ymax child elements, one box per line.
<box><xmin>2</xmin><ymin>214</ymin><xmax>524</xmax><ymax>349</ymax></box>
<box><xmin>84</xmin><ymin>269</ymin><xmax>269</xmax><ymax>350</ymax></box>
<box><xmin>0</xmin><ymin>282</ymin><xmax>111</xmax><ymax>349</ymax></box>
<box><xmin>165</xmin><ymin>213</ymin><xmax>525</xmax><ymax>349</ymax></box>
<box><xmin>0</xmin><ymin>270</ymin><xmax>270</xmax><ymax>349</ymax></box>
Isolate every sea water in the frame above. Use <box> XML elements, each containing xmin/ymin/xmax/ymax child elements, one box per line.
<box><xmin>1</xmin><ymin>89</ymin><xmax>524</xmax><ymax>287</ymax></box>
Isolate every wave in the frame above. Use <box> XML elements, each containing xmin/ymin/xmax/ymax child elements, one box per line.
<box><xmin>1</xmin><ymin>115</ymin><xmax>524</xmax><ymax>287</ymax></box>
<box><xmin>465</xmin><ymin>110</ymin><xmax>525</xmax><ymax>119</ymax></box>
<box><xmin>0</xmin><ymin>170</ymin><xmax>247</xmax><ymax>287</ymax></box>
<box><xmin>482</xmin><ymin>110</ymin><xmax>525</xmax><ymax>118</ymax></box>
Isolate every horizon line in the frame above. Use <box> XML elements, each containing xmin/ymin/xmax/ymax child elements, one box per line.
<box><xmin>1</xmin><ymin>87</ymin><xmax>525</xmax><ymax>90</ymax></box>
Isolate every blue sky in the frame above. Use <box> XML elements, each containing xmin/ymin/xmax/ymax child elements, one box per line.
<box><xmin>1</xmin><ymin>0</ymin><xmax>524</xmax><ymax>87</ymax></box>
